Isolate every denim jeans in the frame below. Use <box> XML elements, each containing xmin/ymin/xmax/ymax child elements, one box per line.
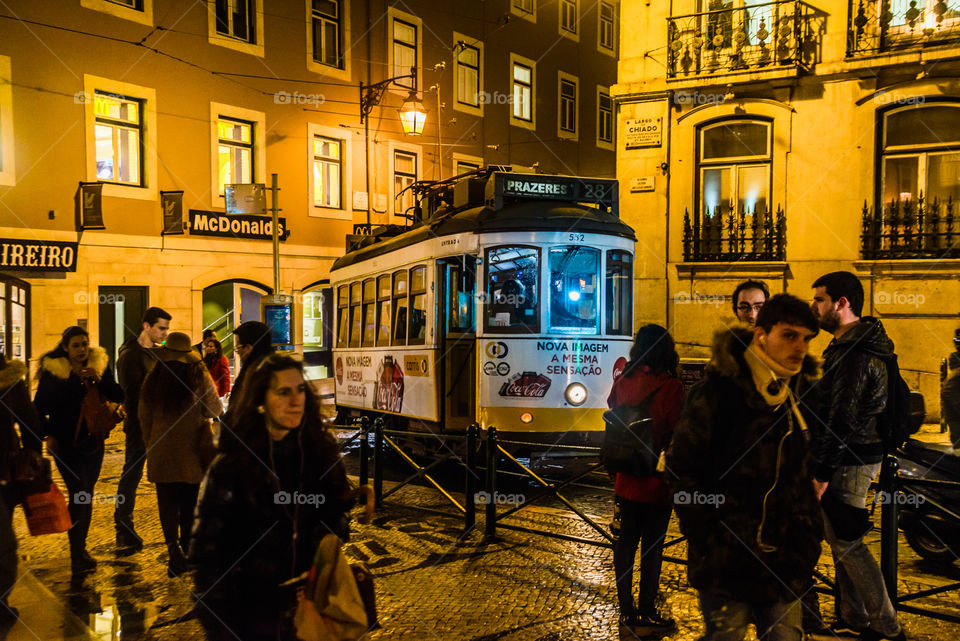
<box><xmin>50</xmin><ymin>436</ymin><xmax>105</xmax><ymax>556</ymax></box>
<box><xmin>115</xmin><ymin>427</ymin><xmax>146</xmax><ymax>533</ymax></box>
<box><xmin>823</xmin><ymin>463</ymin><xmax>901</xmax><ymax>637</ymax></box>
<box><xmin>698</xmin><ymin>592</ymin><xmax>802</xmax><ymax>641</ymax></box>
<box><xmin>613</xmin><ymin>499</ymin><xmax>672</xmax><ymax>616</ymax></box>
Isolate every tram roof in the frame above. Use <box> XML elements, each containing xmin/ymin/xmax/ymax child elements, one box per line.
<box><xmin>331</xmin><ymin>200</ymin><xmax>636</xmax><ymax>271</ymax></box>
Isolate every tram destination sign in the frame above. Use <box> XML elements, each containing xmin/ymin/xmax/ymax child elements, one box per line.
<box><xmin>490</xmin><ymin>173</ymin><xmax>617</xmax><ymax>210</ymax></box>
<box><xmin>0</xmin><ymin>238</ymin><xmax>78</xmax><ymax>272</ymax></box>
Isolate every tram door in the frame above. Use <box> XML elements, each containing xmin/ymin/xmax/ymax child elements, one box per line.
<box><xmin>438</xmin><ymin>258</ymin><xmax>476</xmax><ymax>431</ymax></box>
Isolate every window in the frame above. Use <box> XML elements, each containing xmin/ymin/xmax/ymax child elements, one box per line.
<box><xmin>549</xmin><ymin>246</ymin><xmax>599</xmax><ymax>335</ymax></box>
<box><xmin>311</xmin><ymin>0</ymin><xmax>342</xmax><ymax>68</ymax></box>
<box><xmin>94</xmin><ymin>91</ymin><xmax>142</xmax><ymax>186</ymax></box>
<box><xmin>881</xmin><ymin>104</ymin><xmax>960</xmax><ymax>206</ymax></box>
<box><xmin>698</xmin><ymin>120</ymin><xmax>772</xmax><ymax>220</ymax></box>
<box><xmin>110</xmin><ymin>0</ymin><xmax>141</xmax><ymax>8</ymax></box>
<box><xmin>598</xmin><ymin>0</ymin><xmax>616</xmax><ymax>52</ymax></box>
<box><xmin>409</xmin><ymin>266</ymin><xmax>427</xmax><ymax>345</ymax></box>
<box><xmin>0</xmin><ymin>276</ymin><xmax>29</xmax><ymax>362</ymax></box>
<box><xmin>453</xmin><ymin>153</ymin><xmax>483</xmax><ymax>176</ymax></box>
<box><xmin>606</xmin><ymin>250</ymin><xmax>632</xmax><ymax>335</ymax></box>
<box><xmin>392</xmin><ymin>271</ymin><xmax>408</xmax><ymax>345</ymax></box>
<box><xmin>0</xmin><ymin>56</ymin><xmax>14</xmax><ymax>187</ymax></box>
<box><xmin>362</xmin><ymin>279</ymin><xmax>376</xmax><ymax>346</ymax></box>
<box><xmin>313</xmin><ymin>135</ymin><xmax>342</xmax><ymax>209</ymax></box>
<box><xmin>510</xmin><ymin>54</ymin><xmax>536</xmax><ymax>130</ymax></box>
<box><xmin>376</xmin><ymin>275</ymin><xmax>392</xmax><ymax>345</ymax></box>
<box><xmin>302</xmin><ymin>288</ymin><xmax>331</xmax><ymax>378</ymax></box>
<box><xmin>208</xmin><ymin>0</ymin><xmax>263</xmax><ymax>56</ymax></box>
<box><xmin>389</xmin><ymin>9</ymin><xmax>421</xmax><ymax>91</ymax></box>
<box><xmin>349</xmin><ymin>282</ymin><xmax>362</xmax><ymax>348</ymax></box>
<box><xmin>511</xmin><ymin>0</ymin><xmax>536</xmax><ymax>21</ymax></box>
<box><xmin>393</xmin><ymin>149</ymin><xmax>418</xmax><ymax>217</ymax></box>
<box><xmin>456</xmin><ymin>41</ymin><xmax>481</xmax><ymax>110</ymax></box>
<box><xmin>560</xmin><ymin>0</ymin><xmax>579</xmax><ymax>37</ymax></box>
<box><xmin>889</xmin><ymin>0</ymin><xmax>960</xmax><ymax>31</ymax></box>
<box><xmin>217</xmin><ymin>117</ymin><xmax>253</xmax><ymax>197</ymax></box>
<box><xmin>558</xmin><ymin>72</ymin><xmax>578</xmax><ymax>140</ymax></box>
<box><xmin>336</xmin><ymin>285</ymin><xmax>349</xmax><ymax>348</ymax></box>
<box><xmin>81</xmin><ymin>0</ymin><xmax>153</xmax><ymax>26</ymax></box>
<box><xmin>485</xmin><ymin>246</ymin><xmax>539</xmax><ymax>334</ymax></box>
<box><xmin>699</xmin><ymin>0</ymin><xmax>774</xmax><ymax>49</ymax></box>
<box><xmin>597</xmin><ymin>86</ymin><xmax>614</xmax><ymax>150</ymax></box>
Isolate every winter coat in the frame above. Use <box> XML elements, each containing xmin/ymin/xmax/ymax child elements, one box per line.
<box><xmin>139</xmin><ymin>362</ymin><xmax>221</xmax><ymax>484</ymax></box>
<box><xmin>190</xmin><ymin>421</ymin><xmax>354</xmax><ymax>631</ymax></box>
<box><xmin>204</xmin><ymin>355</ymin><xmax>231</xmax><ymax>398</ymax></box>
<box><xmin>0</xmin><ymin>357</ymin><xmax>43</xmax><ymax>484</ymax></box>
<box><xmin>810</xmin><ymin>317</ymin><xmax>892</xmax><ymax>482</ymax></box>
<box><xmin>942</xmin><ymin>352</ymin><xmax>960</xmax><ymax>429</ymax></box>
<box><xmin>34</xmin><ymin>346</ymin><xmax>123</xmax><ymax>447</ymax></box>
<box><xmin>116</xmin><ymin>338</ymin><xmax>157</xmax><ymax>433</ymax></box>
<box><xmin>665</xmin><ymin>327</ymin><xmax>823</xmax><ymax>604</ymax></box>
<box><xmin>607</xmin><ymin>368</ymin><xmax>684</xmax><ymax>505</ymax></box>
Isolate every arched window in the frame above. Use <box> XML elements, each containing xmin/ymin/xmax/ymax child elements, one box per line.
<box><xmin>881</xmin><ymin>103</ymin><xmax>960</xmax><ymax>206</ymax></box>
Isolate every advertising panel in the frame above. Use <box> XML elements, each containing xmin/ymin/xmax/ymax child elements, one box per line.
<box><xmin>333</xmin><ymin>349</ymin><xmax>437</xmax><ymax>421</ymax></box>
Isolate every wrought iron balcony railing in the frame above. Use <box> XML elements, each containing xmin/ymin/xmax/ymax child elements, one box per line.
<box><xmin>682</xmin><ymin>205</ymin><xmax>786</xmax><ymax>261</ymax></box>
<box><xmin>849</xmin><ymin>0</ymin><xmax>960</xmax><ymax>55</ymax></box>
<box><xmin>861</xmin><ymin>195</ymin><xmax>960</xmax><ymax>259</ymax></box>
<box><xmin>667</xmin><ymin>0</ymin><xmax>819</xmax><ymax>79</ymax></box>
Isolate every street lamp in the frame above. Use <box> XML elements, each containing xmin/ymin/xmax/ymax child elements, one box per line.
<box><xmin>398</xmin><ymin>91</ymin><xmax>427</xmax><ymax>136</ymax></box>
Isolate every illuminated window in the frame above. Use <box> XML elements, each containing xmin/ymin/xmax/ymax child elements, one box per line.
<box><xmin>456</xmin><ymin>42</ymin><xmax>481</xmax><ymax>108</ymax></box>
<box><xmin>392</xmin><ymin>271</ymin><xmax>408</xmax><ymax>345</ymax></box>
<box><xmin>312</xmin><ymin>0</ymin><xmax>343</xmax><ymax>68</ymax></box>
<box><xmin>698</xmin><ymin>120</ymin><xmax>772</xmax><ymax>220</ymax></box>
<box><xmin>392</xmin><ymin>18</ymin><xmax>417</xmax><ymax>90</ymax></box>
<box><xmin>336</xmin><ymin>285</ymin><xmax>349</xmax><ymax>348</ymax></box>
<box><xmin>880</xmin><ymin>104</ymin><xmax>960</xmax><ymax>206</ymax></box>
<box><xmin>549</xmin><ymin>246</ymin><xmax>599</xmax><ymax>335</ymax></box>
<box><xmin>606</xmin><ymin>250</ymin><xmax>632</xmax><ymax>335</ymax></box>
<box><xmin>362</xmin><ymin>279</ymin><xmax>376</xmax><ymax>346</ymax></box>
<box><xmin>313</xmin><ymin>135</ymin><xmax>342</xmax><ymax>209</ymax></box>
<box><xmin>94</xmin><ymin>91</ymin><xmax>142</xmax><ymax>185</ymax></box>
<box><xmin>485</xmin><ymin>246</ymin><xmax>540</xmax><ymax>334</ymax></box>
<box><xmin>376</xmin><ymin>275</ymin><xmax>392</xmax><ymax>345</ymax></box>
<box><xmin>409</xmin><ymin>265</ymin><xmax>427</xmax><ymax>345</ymax></box>
<box><xmin>512</xmin><ymin>60</ymin><xmax>533</xmax><ymax>122</ymax></box>
<box><xmin>217</xmin><ymin>116</ymin><xmax>253</xmax><ymax>197</ymax></box>
<box><xmin>349</xmin><ymin>282</ymin><xmax>362</xmax><ymax>348</ymax></box>
<box><xmin>393</xmin><ymin>150</ymin><xmax>417</xmax><ymax>216</ymax></box>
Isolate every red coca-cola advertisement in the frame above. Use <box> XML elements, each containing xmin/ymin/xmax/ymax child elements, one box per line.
<box><xmin>498</xmin><ymin>371</ymin><xmax>552</xmax><ymax>398</ymax></box>
<box><xmin>335</xmin><ymin>357</ymin><xmax>344</xmax><ymax>386</ymax></box>
<box><xmin>373</xmin><ymin>355</ymin><xmax>404</xmax><ymax>412</ymax></box>
<box><xmin>612</xmin><ymin>356</ymin><xmax>627</xmax><ymax>381</ymax></box>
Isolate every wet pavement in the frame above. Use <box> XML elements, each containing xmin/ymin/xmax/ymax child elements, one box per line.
<box><xmin>5</xmin><ymin>424</ymin><xmax>960</xmax><ymax>640</ymax></box>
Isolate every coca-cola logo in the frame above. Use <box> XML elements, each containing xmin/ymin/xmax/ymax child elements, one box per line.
<box><xmin>335</xmin><ymin>357</ymin><xmax>344</xmax><ymax>385</ymax></box>
<box><xmin>613</xmin><ymin>356</ymin><xmax>627</xmax><ymax>381</ymax></box>
<box><xmin>499</xmin><ymin>371</ymin><xmax>551</xmax><ymax>398</ymax></box>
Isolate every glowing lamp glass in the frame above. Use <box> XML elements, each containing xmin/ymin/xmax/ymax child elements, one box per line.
<box><xmin>565</xmin><ymin>382</ymin><xmax>588</xmax><ymax>406</ymax></box>
<box><xmin>399</xmin><ymin>93</ymin><xmax>427</xmax><ymax>135</ymax></box>
<box><xmin>520</xmin><ymin>412</ymin><xmax>534</xmax><ymax>424</ymax></box>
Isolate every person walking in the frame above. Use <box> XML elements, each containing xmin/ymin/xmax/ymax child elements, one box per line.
<box><xmin>609</xmin><ymin>324</ymin><xmax>684</xmax><ymax>635</ymax></box>
<box><xmin>115</xmin><ymin>306</ymin><xmax>170</xmax><ymax>552</ymax></box>
<box><xmin>190</xmin><ymin>354</ymin><xmax>356</xmax><ymax>641</ymax></box>
<box><xmin>666</xmin><ymin>294</ymin><xmax>823</xmax><ymax>641</ymax></box>
<box><xmin>201</xmin><ymin>336</ymin><xmax>231</xmax><ymax>399</ymax></box>
<box><xmin>0</xmin><ymin>352</ymin><xmax>43</xmax><ymax>631</ymax></box>
<box><xmin>229</xmin><ymin>320</ymin><xmax>274</xmax><ymax>402</ymax></box>
<box><xmin>34</xmin><ymin>326</ymin><xmax>123</xmax><ymax>574</ymax></box>
<box><xmin>810</xmin><ymin>271</ymin><xmax>906</xmax><ymax>641</ymax></box>
<box><xmin>139</xmin><ymin>332</ymin><xmax>221</xmax><ymax>577</ymax></box>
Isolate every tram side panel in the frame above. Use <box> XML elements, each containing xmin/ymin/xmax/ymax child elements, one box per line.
<box><xmin>333</xmin><ymin>349</ymin><xmax>439</xmax><ymax>422</ymax></box>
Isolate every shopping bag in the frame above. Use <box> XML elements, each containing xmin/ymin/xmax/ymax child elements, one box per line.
<box><xmin>22</xmin><ymin>483</ymin><xmax>72</xmax><ymax>535</ymax></box>
<box><xmin>293</xmin><ymin>534</ymin><xmax>368</xmax><ymax>641</ymax></box>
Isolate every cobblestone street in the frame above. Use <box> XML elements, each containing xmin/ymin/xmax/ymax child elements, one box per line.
<box><xmin>5</xmin><ymin>427</ymin><xmax>960</xmax><ymax>641</ymax></box>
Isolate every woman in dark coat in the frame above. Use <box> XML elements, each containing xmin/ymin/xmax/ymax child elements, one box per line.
<box><xmin>190</xmin><ymin>354</ymin><xmax>355</xmax><ymax>641</ymax></box>
<box><xmin>33</xmin><ymin>326</ymin><xmax>123</xmax><ymax>574</ymax></box>
<box><xmin>608</xmin><ymin>324</ymin><xmax>684</xmax><ymax>634</ymax></box>
<box><xmin>201</xmin><ymin>337</ymin><xmax>231</xmax><ymax>398</ymax></box>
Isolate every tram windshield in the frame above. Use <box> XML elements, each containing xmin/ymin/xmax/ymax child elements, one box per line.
<box><xmin>549</xmin><ymin>246</ymin><xmax>599</xmax><ymax>334</ymax></box>
<box><xmin>485</xmin><ymin>246</ymin><xmax>539</xmax><ymax>333</ymax></box>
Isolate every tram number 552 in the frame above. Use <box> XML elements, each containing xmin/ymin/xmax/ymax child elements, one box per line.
<box><xmin>568</xmin><ymin>233</ymin><xmax>585</xmax><ymax>242</ymax></box>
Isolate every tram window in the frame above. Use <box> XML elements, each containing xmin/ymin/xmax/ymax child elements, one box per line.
<box><xmin>606</xmin><ymin>250</ymin><xmax>633</xmax><ymax>336</ymax></box>
<box><xmin>549</xmin><ymin>246</ymin><xmax>600</xmax><ymax>335</ymax></box>
<box><xmin>392</xmin><ymin>270</ymin><xmax>408</xmax><ymax>345</ymax></box>
<box><xmin>362</xmin><ymin>279</ymin><xmax>376</xmax><ymax>345</ymax></box>
<box><xmin>409</xmin><ymin>265</ymin><xmax>427</xmax><ymax>345</ymax></box>
<box><xmin>349</xmin><ymin>282</ymin><xmax>362</xmax><ymax>347</ymax></box>
<box><xmin>336</xmin><ymin>285</ymin><xmax>349</xmax><ymax>348</ymax></box>
<box><xmin>485</xmin><ymin>246</ymin><xmax>539</xmax><ymax>334</ymax></box>
<box><xmin>447</xmin><ymin>263</ymin><xmax>475</xmax><ymax>333</ymax></box>
<box><xmin>377</xmin><ymin>275</ymin><xmax>392</xmax><ymax>345</ymax></box>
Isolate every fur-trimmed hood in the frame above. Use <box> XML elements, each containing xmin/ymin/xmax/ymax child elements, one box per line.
<box><xmin>40</xmin><ymin>346</ymin><xmax>110</xmax><ymax>380</ymax></box>
<box><xmin>708</xmin><ymin>324</ymin><xmax>820</xmax><ymax>382</ymax></box>
<box><xmin>0</xmin><ymin>358</ymin><xmax>27</xmax><ymax>390</ymax></box>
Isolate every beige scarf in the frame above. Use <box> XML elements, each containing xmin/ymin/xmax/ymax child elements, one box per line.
<box><xmin>744</xmin><ymin>341</ymin><xmax>800</xmax><ymax>408</ymax></box>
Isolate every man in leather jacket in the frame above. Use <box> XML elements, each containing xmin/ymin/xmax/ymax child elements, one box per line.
<box><xmin>810</xmin><ymin>271</ymin><xmax>904</xmax><ymax>641</ymax></box>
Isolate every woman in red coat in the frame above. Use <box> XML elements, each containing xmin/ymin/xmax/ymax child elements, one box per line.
<box><xmin>202</xmin><ymin>337</ymin><xmax>231</xmax><ymax>398</ymax></box>
<box><xmin>608</xmin><ymin>324</ymin><xmax>684</xmax><ymax>635</ymax></box>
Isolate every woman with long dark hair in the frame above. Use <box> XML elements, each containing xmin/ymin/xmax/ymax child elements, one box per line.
<box><xmin>33</xmin><ymin>326</ymin><xmax>123</xmax><ymax>574</ymax></box>
<box><xmin>609</xmin><ymin>324</ymin><xmax>684</xmax><ymax>634</ymax></box>
<box><xmin>190</xmin><ymin>354</ymin><xmax>356</xmax><ymax>640</ymax></box>
<box><xmin>201</xmin><ymin>336</ymin><xmax>231</xmax><ymax>398</ymax></box>
<box><xmin>139</xmin><ymin>332</ymin><xmax>221</xmax><ymax>577</ymax></box>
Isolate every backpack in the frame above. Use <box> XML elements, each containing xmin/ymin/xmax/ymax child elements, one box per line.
<box><xmin>601</xmin><ymin>388</ymin><xmax>662</xmax><ymax>477</ymax></box>
<box><xmin>875</xmin><ymin>353</ymin><xmax>917</xmax><ymax>452</ymax></box>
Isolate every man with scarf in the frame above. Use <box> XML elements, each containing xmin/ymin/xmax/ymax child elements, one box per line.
<box><xmin>666</xmin><ymin>294</ymin><xmax>823</xmax><ymax>640</ymax></box>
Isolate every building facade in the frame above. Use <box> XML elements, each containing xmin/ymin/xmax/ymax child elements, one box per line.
<box><xmin>0</xmin><ymin>0</ymin><xmax>617</xmax><ymax>376</ymax></box>
<box><xmin>616</xmin><ymin>0</ymin><xmax>960</xmax><ymax>416</ymax></box>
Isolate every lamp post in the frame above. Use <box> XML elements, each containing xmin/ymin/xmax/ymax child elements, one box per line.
<box><xmin>360</xmin><ymin>67</ymin><xmax>427</xmax><ymax>229</ymax></box>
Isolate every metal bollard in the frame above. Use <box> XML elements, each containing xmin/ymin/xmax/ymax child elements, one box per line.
<box><xmin>465</xmin><ymin>423</ymin><xmax>479</xmax><ymax>533</ymax></box>
<box><xmin>485</xmin><ymin>426</ymin><xmax>498</xmax><ymax>538</ymax></box>
<box><xmin>374</xmin><ymin>417</ymin><xmax>384</xmax><ymax>507</ymax></box>
<box><xmin>359</xmin><ymin>416</ymin><xmax>369</xmax><ymax>488</ymax></box>
<box><xmin>880</xmin><ymin>453</ymin><xmax>900</xmax><ymax>605</ymax></box>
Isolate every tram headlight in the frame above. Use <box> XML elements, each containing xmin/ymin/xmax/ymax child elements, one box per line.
<box><xmin>565</xmin><ymin>382</ymin><xmax>588</xmax><ymax>406</ymax></box>
<box><xmin>520</xmin><ymin>412</ymin><xmax>534</xmax><ymax>424</ymax></box>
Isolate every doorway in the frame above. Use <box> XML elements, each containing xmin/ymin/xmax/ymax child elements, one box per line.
<box><xmin>98</xmin><ymin>286</ymin><xmax>148</xmax><ymax>369</ymax></box>
<box><xmin>439</xmin><ymin>257</ymin><xmax>477</xmax><ymax>430</ymax></box>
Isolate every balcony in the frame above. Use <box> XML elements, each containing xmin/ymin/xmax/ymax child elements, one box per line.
<box><xmin>667</xmin><ymin>0</ymin><xmax>821</xmax><ymax>80</ymax></box>
<box><xmin>849</xmin><ymin>0</ymin><xmax>960</xmax><ymax>56</ymax></box>
<box><xmin>861</xmin><ymin>195</ymin><xmax>960</xmax><ymax>259</ymax></box>
<box><xmin>682</xmin><ymin>205</ymin><xmax>786</xmax><ymax>261</ymax></box>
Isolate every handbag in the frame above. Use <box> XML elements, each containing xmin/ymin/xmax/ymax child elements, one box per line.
<box><xmin>22</xmin><ymin>483</ymin><xmax>72</xmax><ymax>536</ymax></box>
<box><xmin>293</xmin><ymin>534</ymin><xmax>369</xmax><ymax>641</ymax></box>
<box><xmin>600</xmin><ymin>387</ymin><xmax>664</xmax><ymax>477</ymax></box>
<box><xmin>11</xmin><ymin>448</ymin><xmax>53</xmax><ymax>498</ymax></box>
<box><xmin>75</xmin><ymin>378</ymin><xmax>122</xmax><ymax>443</ymax></box>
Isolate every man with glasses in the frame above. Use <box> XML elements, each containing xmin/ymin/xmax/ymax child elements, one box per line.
<box><xmin>732</xmin><ymin>280</ymin><xmax>769</xmax><ymax>327</ymax></box>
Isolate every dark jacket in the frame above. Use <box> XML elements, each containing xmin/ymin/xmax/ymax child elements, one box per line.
<box><xmin>1</xmin><ymin>357</ymin><xmax>43</xmax><ymax>483</ymax></box>
<box><xmin>34</xmin><ymin>346</ymin><xmax>124</xmax><ymax>446</ymax></box>
<box><xmin>190</xmin><ymin>422</ymin><xmax>353</xmax><ymax>632</ymax></box>
<box><xmin>665</xmin><ymin>327</ymin><xmax>823</xmax><ymax>604</ymax></box>
<box><xmin>116</xmin><ymin>338</ymin><xmax>157</xmax><ymax>433</ymax></box>
<box><xmin>811</xmin><ymin>317</ymin><xmax>892</xmax><ymax>482</ymax></box>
